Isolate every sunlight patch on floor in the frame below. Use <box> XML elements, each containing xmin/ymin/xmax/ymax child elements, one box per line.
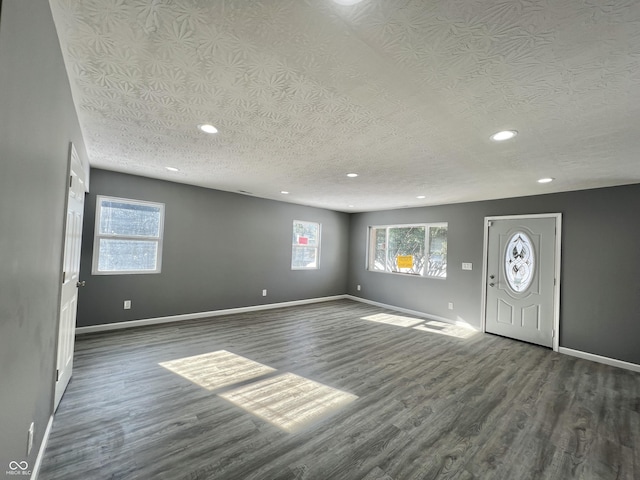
<box><xmin>219</xmin><ymin>373</ymin><xmax>358</xmax><ymax>433</ymax></box>
<box><xmin>360</xmin><ymin>314</ymin><xmax>477</xmax><ymax>339</ymax></box>
<box><xmin>159</xmin><ymin>350</ymin><xmax>275</xmax><ymax>391</ymax></box>
<box><xmin>413</xmin><ymin>320</ymin><xmax>477</xmax><ymax>339</ymax></box>
<box><xmin>361</xmin><ymin>313</ymin><xmax>424</xmax><ymax>328</ymax></box>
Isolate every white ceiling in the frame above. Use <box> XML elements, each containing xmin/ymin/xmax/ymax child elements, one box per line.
<box><xmin>50</xmin><ymin>0</ymin><xmax>640</xmax><ymax>212</ymax></box>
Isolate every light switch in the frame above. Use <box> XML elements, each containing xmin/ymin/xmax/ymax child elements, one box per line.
<box><xmin>462</xmin><ymin>263</ymin><xmax>473</xmax><ymax>270</ymax></box>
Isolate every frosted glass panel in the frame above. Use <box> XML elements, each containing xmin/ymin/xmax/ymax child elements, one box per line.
<box><xmin>93</xmin><ymin>195</ymin><xmax>164</xmax><ymax>274</ymax></box>
<box><xmin>99</xmin><ymin>199</ymin><xmax>161</xmax><ymax>237</ymax></box>
<box><xmin>98</xmin><ymin>239</ymin><xmax>158</xmax><ymax>272</ymax></box>
<box><xmin>505</xmin><ymin>232</ymin><xmax>535</xmax><ymax>292</ymax></box>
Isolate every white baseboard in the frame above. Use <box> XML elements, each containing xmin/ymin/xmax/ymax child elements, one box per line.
<box><xmin>347</xmin><ymin>298</ymin><xmax>640</xmax><ymax>372</ymax></box>
<box><xmin>345</xmin><ymin>295</ymin><xmax>478</xmax><ymax>330</ymax></box>
<box><xmin>558</xmin><ymin>347</ymin><xmax>640</xmax><ymax>373</ymax></box>
<box><xmin>76</xmin><ymin>295</ymin><xmax>639</xmax><ymax>373</ymax></box>
<box><xmin>30</xmin><ymin>415</ymin><xmax>53</xmax><ymax>480</ymax></box>
<box><xmin>76</xmin><ymin>295</ymin><xmax>348</xmax><ymax>335</ymax></box>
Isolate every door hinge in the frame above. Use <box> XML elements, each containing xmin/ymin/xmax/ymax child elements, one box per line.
<box><xmin>56</xmin><ymin>369</ymin><xmax>60</xmax><ymax>382</ymax></box>
<box><xmin>552</xmin><ymin>329</ymin><xmax>555</xmax><ymax>338</ymax></box>
<box><xmin>69</xmin><ymin>175</ymin><xmax>73</xmax><ymax>188</ymax></box>
<box><xmin>62</xmin><ymin>271</ymin><xmax>66</xmax><ymax>283</ymax></box>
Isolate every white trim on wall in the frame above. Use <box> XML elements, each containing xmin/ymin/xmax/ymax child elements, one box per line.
<box><xmin>74</xmin><ymin>294</ymin><xmax>640</xmax><ymax>373</ymax></box>
<box><xmin>346</xmin><ymin>295</ymin><xmax>478</xmax><ymax>330</ymax></box>
<box><xmin>559</xmin><ymin>347</ymin><xmax>640</xmax><ymax>373</ymax></box>
<box><xmin>76</xmin><ymin>295</ymin><xmax>478</xmax><ymax>336</ymax></box>
<box><xmin>348</xmin><ymin>296</ymin><xmax>640</xmax><ymax>373</ymax></box>
<box><xmin>30</xmin><ymin>415</ymin><xmax>53</xmax><ymax>480</ymax></box>
<box><xmin>76</xmin><ymin>295</ymin><xmax>347</xmax><ymax>334</ymax></box>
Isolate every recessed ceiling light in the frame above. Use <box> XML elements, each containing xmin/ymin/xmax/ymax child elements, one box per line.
<box><xmin>165</xmin><ymin>166</ymin><xmax>179</xmax><ymax>172</ymax></box>
<box><xmin>333</xmin><ymin>0</ymin><xmax>365</xmax><ymax>5</ymax></box>
<box><xmin>281</xmin><ymin>191</ymin><xmax>289</xmax><ymax>195</ymax></box>
<box><xmin>348</xmin><ymin>204</ymin><xmax>355</xmax><ymax>208</ymax></box>
<box><xmin>537</xmin><ymin>177</ymin><xmax>555</xmax><ymax>184</ymax></box>
<box><xmin>490</xmin><ymin>130</ymin><xmax>518</xmax><ymax>141</ymax></box>
<box><xmin>346</xmin><ymin>173</ymin><xmax>358</xmax><ymax>178</ymax></box>
<box><xmin>416</xmin><ymin>195</ymin><xmax>426</xmax><ymax>199</ymax></box>
<box><xmin>198</xmin><ymin>124</ymin><xmax>218</xmax><ymax>134</ymax></box>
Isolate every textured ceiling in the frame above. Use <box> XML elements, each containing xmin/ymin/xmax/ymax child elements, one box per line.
<box><xmin>50</xmin><ymin>0</ymin><xmax>640</xmax><ymax>212</ymax></box>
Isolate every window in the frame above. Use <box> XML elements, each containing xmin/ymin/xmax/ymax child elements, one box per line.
<box><xmin>292</xmin><ymin>220</ymin><xmax>320</xmax><ymax>270</ymax></box>
<box><xmin>92</xmin><ymin>196</ymin><xmax>165</xmax><ymax>275</ymax></box>
<box><xmin>368</xmin><ymin>223</ymin><xmax>447</xmax><ymax>278</ymax></box>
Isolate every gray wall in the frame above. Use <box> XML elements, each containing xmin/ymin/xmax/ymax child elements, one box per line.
<box><xmin>80</xmin><ymin>170</ymin><xmax>640</xmax><ymax>366</ymax></box>
<box><xmin>0</xmin><ymin>0</ymin><xmax>89</xmax><ymax>472</ymax></box>
<box><xmin>77</xmin><ymin>169</ymin><xmax>350</xmax><ymax>327</ymax></box>
<box><xmin>348</xmin><ymin>184</ymin><xmax>640</xmax><ymax>365</ymax></box>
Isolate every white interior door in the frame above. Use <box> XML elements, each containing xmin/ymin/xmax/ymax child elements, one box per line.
<box><xmin>483</xmin><ymin>215</ymin><xmax>561</xmax><ymax>349</ymax></box>
<box><xmin>55</xmin><ymin>145</ymin><xmax>86</xmax><ymax>410</ymax></box>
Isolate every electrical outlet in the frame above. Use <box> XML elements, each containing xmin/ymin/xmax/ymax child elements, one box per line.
<box><xmin>262</xmin><ymin>289</ymin><xmax>267</xmax><ymax>297</ymax></box>
<box><xmin>448</xmin><ymin>302</ymin><xmax>454</xmax><ymax>310</ymax></box>
<box><xmin>124</xmin><ymin>300</ymin><xmax>131</xmax><ymax>310</ymax></box>
<box><xmin>27</xmin><ymin>422</ymin><xmax>34</xmax><ymax>455</ymax></box>
<box><xmin>357</xmin><ymin>284</ymin><xmax>361</xmax><ymax>291</ymax></box>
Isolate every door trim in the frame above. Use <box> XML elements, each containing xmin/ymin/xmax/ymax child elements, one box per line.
<box><xmin>480</xmin><ymin>213</ymin><xmax>562</xmax><ymax>351</ymax></box>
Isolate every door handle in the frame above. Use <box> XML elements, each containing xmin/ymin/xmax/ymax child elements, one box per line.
<box><xmin>489</xmin><ymin>283</ymin><xmax>495</xmax><ymax>287</ymax></box>
<box><xmin>76</xmin><ymin>281</ymin><xmax>86</xmax><ymax>288</ymax></box>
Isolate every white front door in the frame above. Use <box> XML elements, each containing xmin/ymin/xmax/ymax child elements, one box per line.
<box><xmin>55</xmin><ymin>145</ymin><xmax>86</xmax><ymax>410</ymax></box>
<box><xmin>483</xmin><ymin>214</ymin><xmax>561</xmax><ymax>349</ymax></box>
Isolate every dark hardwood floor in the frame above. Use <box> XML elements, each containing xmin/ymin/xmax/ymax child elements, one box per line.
<box><xmin>40</xmin><ymin>300</ymin><xmax>640</xmax><ymax>480</ymax></box>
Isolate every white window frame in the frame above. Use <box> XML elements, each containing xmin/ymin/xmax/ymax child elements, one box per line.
<box><xmin>92</xmin><ymin>195</ymin><xmax>165</xmax><ymax>275</ymax></box>
<box><xmin>291</xmin><ymin>220</ymin><xmax>321</xmax><ymax>270</ymax></box>
<box><xmin>367</xmin><ymin>223</ymin><xmax>447</xmax><ymax>278</ymax></box>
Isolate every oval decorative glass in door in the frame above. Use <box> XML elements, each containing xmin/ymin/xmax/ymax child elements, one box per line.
<box><xmin>505</xmin><ymin>232</ymin><xmax>535</xmax><ymax>292</ymax></box>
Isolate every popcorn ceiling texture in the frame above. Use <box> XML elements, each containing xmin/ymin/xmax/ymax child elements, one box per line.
<box><xmin>50</xmin><ymin>0</ymin><xmax>640</xmax><ymax>211</ymax></box>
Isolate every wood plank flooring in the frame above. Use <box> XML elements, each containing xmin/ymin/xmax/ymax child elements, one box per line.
<box><xmin>40</xmin><ymin>300</ymin><xmax>640</xmax><ymax>480</ymax></box>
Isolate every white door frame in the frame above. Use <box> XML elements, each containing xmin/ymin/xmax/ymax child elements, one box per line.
<box><xmin>480</xmin><ymin>213</ymin><xmax>562</xmax><ymax>351</ymax></box>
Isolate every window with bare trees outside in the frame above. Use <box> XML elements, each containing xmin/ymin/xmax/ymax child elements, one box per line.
<box><xmin>368</xmin><ymin>223</ymin><xmax>447</xmax><ymax>278</ymax></box>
